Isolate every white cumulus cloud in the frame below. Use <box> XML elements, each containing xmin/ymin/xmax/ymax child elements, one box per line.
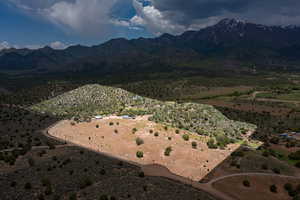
<box><xmin>0</xmin><ymin>41</ymin><xmax>11</xmax><ymax>50</ymax></box>
<box><xmin>49</xmin><ymin>41</ymin><xmax>68</xmax><ymax>49</ymax></box>
<box><xmin>9</xmin><ymin>0</ymin><xmax>134</xmax><ymax>38</ymax></box>
<box><xmin>130</xmin><ymin>0</ymin><xmax>185</xmax><ymax>35</ymax></box>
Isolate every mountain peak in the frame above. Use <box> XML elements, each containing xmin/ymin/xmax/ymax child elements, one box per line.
<box><xmin>217</xmin><ymin>18</ymin><xmax>245</xmax><ymax>27</ymax></box>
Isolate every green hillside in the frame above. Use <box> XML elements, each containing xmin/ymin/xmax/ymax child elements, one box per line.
<box><xmin>31</xmin><ymin>84</ymin><xmax>256</xmax><ymax>139</ymax></box>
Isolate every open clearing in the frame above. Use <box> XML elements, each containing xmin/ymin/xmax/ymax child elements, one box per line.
<box><xmin>212</xmin><ymin>173</ymin><xmax>300</xmax><ymax>200</ymax></box>
<box><xmin>48</xmin><ymin>116</ymin><xmax>242</xmax><ymax>181</ymax></box>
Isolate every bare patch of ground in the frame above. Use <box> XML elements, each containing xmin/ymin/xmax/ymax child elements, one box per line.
<box><xmin>48</xmin><ymin>116</ymin><xmax>241</xmax><ymax>181</ymax></box>
<box><xmin>212</xmin><ymin>174</ymin><xmax>300</xmax><ymax>200</ymax></box>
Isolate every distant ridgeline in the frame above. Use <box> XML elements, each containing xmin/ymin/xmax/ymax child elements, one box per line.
<box><xmin>31</xmin><ymin>84</ymin><xmax>256</xmax><ymax>141</ymax></box>
<box><xmin>1</xmin><ymin>18</ymin><xmax>300</xmax><ymax>74</ymax></box>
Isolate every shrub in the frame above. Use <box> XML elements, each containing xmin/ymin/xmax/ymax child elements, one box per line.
<box><xmin>243</xmin><ymin>180</ymin><xmax>250</xmax><ymax>187</ymax></box>
<box><xmin>231</xmin><ymin>151</ymin><xmax>244</xmax><ymax>157</ymax></box>
<box><xmin>52</xmin><ymin>195</ymin><xmax>61</xmax><ymax>200</ymax></box>
<box><xmin>132</xmin><ymin>128</ymin><xmax>138</xmax><ymax>134</ymax></box>
<box><xmin>45</xmin><ymin>185</ymin><xmax>52</xmax><ymax>195</ymax></box>
<box><xmin>28</xmin><ymin>157</ymin><xmax>35</xmax><ymax>167</ymax></box>
<box><xmin>138</xmin><ymin>171</ymin><xmax>145</xmax><ymax>178</ymax></box>
<box><xmin>100</xmin><ymin>169</ymin><xmax>106</xmax><ymax>175</ymax></box>
<box><xmin>24</xmin><ymin>182</ymin><xmax>32</xmax><ymax>190</ymax></box>
<box><xmin>114</xmin><ymin>129</ymin><xmax>118</xmax><ymax>134</ymax></box>
<box><xmin>99</xmin><ymin>195</ymin><xmax>109</xmax><ymax>200</ymax></box>
<box><xmin>192</xmin><ymin>141</ymin><xmax>197</xmax><ymax>149</ymax></box>
<box><xmin>289</xmin><ymin>150</ymin><xmax>300</xmax><ymax>160</ymax></box>
<box><xmin>295</xmin><ymin>162</ymin><xmax>300</xmax><ymax>168</ymax></box>
<box><xmin>109</xmin><ymin>122</ymin><xmax>114</xmax><ymax>126</ymax></box>
<box><xmin>37</xmin><ymin>194</ymin><xmax>45</xmax><ymax>200</ymax></box>
<box><xmin>10</xmin><ymin>181</ymin><xmax>17</xmax><ymax>187</ymax></box>
<box><xmin>136</xmin><ymin>138</ymin><xmax>144</xmax><ymax>146</ymax></box>
<box><xmin>289</xmin><ymin>190</ymin><xmax>298</xmax><ymax>197</ymax></box>
<box><xmin>136</xmin><ymin>151</ymin><xmax>143</xmax><ymax>158</ymax></box>
<box><xmin>41</xmin><ymin>178</ymin><xmax>51</xmax><ymax>187</ymax></box>
<box><xmin>46</xmin><ymin>141</ymin><xmax>56</xmax><ymax>150</ymax></box>
<box><xmin>175</xmin><ymin>129</ymin><xmax>180</xmax><ymax>134</ymax></box>
<box><xmin>154</xmin><ymin>132</ymin><xmax>159</xmax><ymax>137</ymax></box>
<box><xmin>293</xmin><ymin>195</ymin><xmax>300</xmax><ymax>200</ymax></box>
<box><xmin>296</xmin><ymin>184</ymin><xmax>300</xmax><ymax>192</ymax></box>
<box><xmin>149</xmin><ymin>130</ymin><xmax>153</xmax><ymax>134</ymax></box>
<box><xmin>69</xmin><ymin>193</ymin><xmax>77</xmax><ymax>200</ymax></box>
<box><xmin>52</xmin><ymin>156</ymin><xmax>57</xmax><ymax>161</ymax></box>
<box><xmin>164</xmin><ymin>146</ymin><xmax>172</xmax><ymax>156</ymax></box>
<box><xmin>96</xmin><ymin>125</ymin><xmax>99</xmax><ymax>128</ymax></box>
<box><xmin>270</xmin><ymin>185</ymin><xmax>277</xmax><ymax>193</ymax></box>
<box><xmin>272</xmin><ymin>168</ymin><xmax>281</xmax><ymax>174</ymax></box>
<box><xmin>182</xmin><ymin>134</ymin><xmax>189</xmax><ymax>141</ymax></box>
<box><xmin>270</xmin><ymin>137</ymin><xmax>280</xmax><ymax>144</ymax></box>
<box><xmin>284</xmin><ymin>183</ymin><xmax>293</xmax><ymax>191</ymax></box>
<box><xmin>79</xmin><ymin>177</ymin><xmax>93</xmax><ymax>189</ymax></box>
<box><xmin>262</xmin><ymin>151</ymin><xmax>270</xmax><ymax>157</ymax></box>
<box><xmin>261</xmin><ymin>164</ymin><xmax>268</xmax><ymax>170</ymax></box>
<box><xmin>215</xmin><ymin>134</ymin><xmax>231</xmax><ymax>148</ymax></box>
<box><xmin>164</xmin><ymin>126</ymin><xmax>168</xmax><ymax>131</ymax></box>
<box><xmin>207</xmin><ymin>138</ymin><xmax>218</xmax><ymax>149</ymax></box>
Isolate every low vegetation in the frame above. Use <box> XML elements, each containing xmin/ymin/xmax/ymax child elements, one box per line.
<box><xmin>31</xmin><ymin>84</ymin><xmax>256</xmax><ymax>149</ymax></box>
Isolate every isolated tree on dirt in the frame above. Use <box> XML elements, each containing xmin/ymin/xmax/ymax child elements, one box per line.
<box><xmin>284</xmin><ymin>183</ymin><xmax>293</xmax><ymax>192</ymax></box>
<box><xmin>164</xmin><ymin>146</ymin><xmax>172</xmax><ymax>156</ymax></box>
<box><xmin>270</xmin><ymin>185</ymin><xmax>278</xmax><ymax>193</ymax></box>
<box><xmin>136</xmin><ymin>138</ymin><xmax>144</xmax><ymax>146</ymax></box>
<box><xmin>243</xmin><ymin>180</ymin><xmax>250</xmax><ymax>187</ymax></box>
<box><xmin>192</xmin><ymin>141</ymin><xmax>197</xmax><ymax>149</ymax></box>
<box><xmin>136</xmin><ymin>151</ymin><xmax>143</xmax><ymax>158</ymax></box>
<box><xmin>182</xmin><ymin>134</ymin><xmax>189</xmax><ymax>141</ymax></box>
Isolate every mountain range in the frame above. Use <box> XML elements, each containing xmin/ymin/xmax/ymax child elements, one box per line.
<box><xmin>1</xmin><ymin>18</ymin><xmax>300</xmax><ymax>74</ymax></box>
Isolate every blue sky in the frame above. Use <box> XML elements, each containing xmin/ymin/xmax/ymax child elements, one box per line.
<box><xmin>0</xmin><ymin>2</ymin><xmax>77</xmax><ymax>46</ymax></box>
<box><xmin>0</xmin><ymin>0</ymin><xmax>153</xmax><ymax>48</ymax></box>
<box><xmin>1</xmin><ymin>0</ymin><xmax>300</xmax><ymax>49</ymax></box>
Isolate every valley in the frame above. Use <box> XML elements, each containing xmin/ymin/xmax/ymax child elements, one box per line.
<box><xmin>1</xmin><ymin>18</ymin><xmax>300</xmax><ymax>200</ymax></box>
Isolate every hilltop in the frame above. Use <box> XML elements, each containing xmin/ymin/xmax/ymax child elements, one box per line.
<box><xmin>31</xmin><ymin>84</ymin><xmax>161</xmax><ymax>117</ymax></box>
<box><xmin>31</xmin><ymin>84</ymin><xmax>256</xmax><ymax>140</ymax></box>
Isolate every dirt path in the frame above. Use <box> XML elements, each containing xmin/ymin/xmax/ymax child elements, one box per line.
<box><xmin>0</xmin><ymin>144</ymin><xmax>74</xmax><ymax>153</ymax></box>
<box><xmin>42</xmin><ymin>121</ymin><xmax>237</xmax><ymax>200</ymax></box>
<box><xmin>42</xmin><ymin>120</ymin><xmax>300</xmax><ymax>200</ymax></box>
<box><xmin>208</xmin><ymin>172</ymin><xmax>300</xmax><ymax>185</ymax></box>
<box><xmin>142</xmin><ymin>164</ymin><xmax>236</xmax><ymax>200</ymax></box>
<box><xmin>251</xmin><ymin>91</ymin><xmax>300</xmax><ymax>104</ymax></box>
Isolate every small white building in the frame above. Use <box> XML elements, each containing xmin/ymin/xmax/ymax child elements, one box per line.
<box><xmin>122</xmin><ymin>115</ymin><xmax>133</xmax><ymax>119</ymax></box>
<box><xmin>94</xmin><ymin>115</ymin><xmax>103</xmax><ymax>120</ymax></box>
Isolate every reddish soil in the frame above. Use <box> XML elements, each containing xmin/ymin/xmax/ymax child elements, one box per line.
<box><xmin>48</xmin><ymin>116</ymin><xmax>241</xmax><ymax>181</ymax></box>
<box><xmin>212</xmin><ymin>174</ymin><xmax>300</xmax><ymax>200</ymax></box>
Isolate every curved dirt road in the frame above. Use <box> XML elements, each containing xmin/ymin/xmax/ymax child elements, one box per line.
<box><xmin>252</xmin><ymin>91</ymin><xmax>300</xmax><ymax>104</ymax></box>
<box><xmin>42</xmin><ymin>122</ymin><xmax>300</xmax><ymax>200</ymax></box>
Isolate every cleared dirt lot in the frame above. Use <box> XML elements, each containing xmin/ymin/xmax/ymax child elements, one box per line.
<box><xmin>48</xmin><ymin>116</ymin><xmax>241</xmax><ymax>181</ymax></box>
<box><xmin>212</xmin><ymin>174</ymin><xmax>300</xmax><ymax>200</ymax></box>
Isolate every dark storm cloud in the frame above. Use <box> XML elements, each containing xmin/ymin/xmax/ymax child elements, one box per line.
<box><xmin>154</xmin><ymin>0</ymin><xmax>300</xmax><ymax>24</ymax></box>
<box><xmin>132</xmin><ymin>0</ymin><xmax>300</xmax><ymax>35</ymax></box>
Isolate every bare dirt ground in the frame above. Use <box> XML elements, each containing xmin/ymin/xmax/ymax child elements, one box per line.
<box><xmin>48</xmin><ymin>116</ymin><xmax>241</xmax><ymax>182</ymax></box>
<box><xmin>212</xmin><ymin>173</ymin><xmax>300</xmax><ymax>200</ymax></box>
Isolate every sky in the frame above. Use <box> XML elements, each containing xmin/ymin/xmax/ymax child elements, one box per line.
<box><xmin>1</xmin><ymin>0</ymin><xmax>300</xmax><ymax>50</ymax></box>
